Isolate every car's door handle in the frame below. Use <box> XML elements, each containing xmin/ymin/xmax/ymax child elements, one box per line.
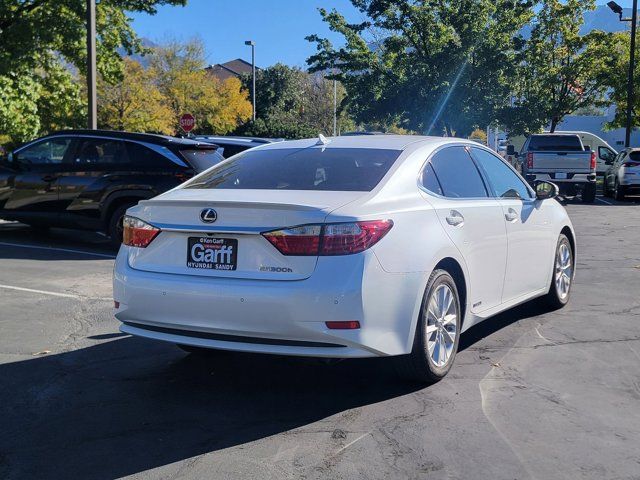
<box><xmin>505</xmin><ymin>208</ymin><xmax>519</xmax><ymax>222</ymax></box>
<box><xmin>446</xmin><ymin>210</ymin><xmax>464</xmax><ymax>227</ymax></box>
<box><xmin>41</xmin><ymin>175</ymin><xmax>58</xmax><ymax>182</ymax></box>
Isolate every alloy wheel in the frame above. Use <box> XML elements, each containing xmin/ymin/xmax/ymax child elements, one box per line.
<box><xmin>425</xmin><ymin>284</ymin><xmax>458</xmax><ymax>367</ymax></box>
<box><xmin>555</xmin><ymin>242</ymin><xmax>573</xmax><ymax>300</ymax></box>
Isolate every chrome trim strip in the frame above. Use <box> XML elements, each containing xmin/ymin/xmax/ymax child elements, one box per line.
<box><xmin>152</xmin><ymin>223</ymin><xmax>265</xmax><ymax>235</ymax></box>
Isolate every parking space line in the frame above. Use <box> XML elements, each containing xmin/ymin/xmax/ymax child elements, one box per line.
<box><xmin>0</xmin><ymin>241</ymin><xmax>116</xmax><ymax>259</ymax></box>
<box><xmin>596</xmin><ymin>198</ymin><xmax>614</xmax><ymax>205</ymax></box>
<box><xmin>0</xmin><ymin>283</ymin><xmax>112</xmax><ymax>301</ymax></box>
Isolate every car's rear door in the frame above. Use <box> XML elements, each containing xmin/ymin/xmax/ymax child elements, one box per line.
<box><xmin>420</xmin><ymin>146</ymin><xmax>507</xmax><ymax>314</ymax></box>
<box><xmin>55</xmin><ymin>136</ymin><xmax>130</xmax><ymax>228</ymax></box>
<box><xmin>3</xmin><ymin>137</ymin><xmax>75</xmax><ymax>222</ymax></box>
<box><xmin>470</xmin><ymin>147</ymin><xmax>555</xmax><ymax>302</ymax></box>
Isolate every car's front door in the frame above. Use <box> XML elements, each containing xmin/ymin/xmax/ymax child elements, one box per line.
<box><xmin>420</xmin><ymin>146</ymin><xmax>508</xmax><ymax>314</ymax></box>
<box><xmin>3</xmin><ymin>137</ymin><xmax>74</xmax><ymax>222</ymax></box>
<box><xmin>470</xmin><ymin>147</ymin><xmax>555</xmax><ymax>302</ymax></box>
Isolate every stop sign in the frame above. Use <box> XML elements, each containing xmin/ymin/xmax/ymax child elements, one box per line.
<box><xmin>179</xmin><ymin>113</ymin><xmax>195</xmax><ymax>133</ymax></box>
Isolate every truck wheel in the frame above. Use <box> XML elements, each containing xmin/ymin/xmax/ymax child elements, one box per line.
<box><xmin>581</xmin><ymin>183</ymin><xmax>596</xmax><ymax>203</ymax></box>
<box><xmin>614</xmin><ymin>180</ymin><xmax>626</xmax><ymax>201</ymax></box>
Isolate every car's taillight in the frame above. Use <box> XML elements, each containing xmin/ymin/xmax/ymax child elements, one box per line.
<box><xmin>526</xmin><ymin>152</ymin><xmax>533</xmax><ymax>169</ymax></box>
<box><xmin>122</xmin><ymin>216</ymin><xmax>160</xmax><ymax>248</ymax></box>
<box><xmin>262</xmin><ymin>220</ymin><xmax>393</xmax><ymax>256</ymax></box>
<box><xmin>590</xmin><ymin>151</ymin><xmax>597</xmax><ymax>170</ymax></box>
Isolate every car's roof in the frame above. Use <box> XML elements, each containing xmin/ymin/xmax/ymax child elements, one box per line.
<box><xmin>46</xmin><ymin>130</ymin><xmax>215</xmax><ymax>148</ymax></box>
<box><xmin>256</xmin><ymin>135</ymin><xmax>459</xmax><ymax>151</ymax></box>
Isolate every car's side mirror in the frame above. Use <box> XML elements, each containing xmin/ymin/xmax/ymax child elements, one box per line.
<box><xmin>584</xmin><ymin>145</ymin><xmax>591</xmax><ymax>151</ymax></box>
<box><xmin>506</xmin><ymin>145</ymin><xmax>515</xmax><ymax>156</ymax></box>
<box><xmin>535</xmin><ymin>181</ymin><xmax>559</xmax><ymax>200</ymax></box>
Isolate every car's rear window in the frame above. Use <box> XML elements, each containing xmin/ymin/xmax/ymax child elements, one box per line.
<box><xmin>528</xmin><ymin>135</ymin><xmax>583</xmax><ymax>151</ymax></box>
<box><xmin>180</xmin><ymin>148</ymin><xmax>225</xmax><ymax>172</ymax></box>
<box><xmin>183</xmin><ymin>147</ymin><xmax>402</xmax><ymax>191</ymax></box>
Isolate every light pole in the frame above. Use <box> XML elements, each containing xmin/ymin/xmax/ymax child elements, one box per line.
<box><xmin>87</xmin><ymin>0</ymin><xmax>97</xmax><ymax>129</ymax></box>
<box><xmin>608</xmin><ymin>0</ymin><xmax>637</xmax><ymax>147</ymax></box>
<box><xmin>245</xmin><ymin>40</ymin><xmax>256</xmax><ymax>122</ymax></box>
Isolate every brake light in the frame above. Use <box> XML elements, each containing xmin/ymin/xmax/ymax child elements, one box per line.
<box><xmin>526</xmin><ymin>152</ymin><xmax>533</xmax><ymax>169</ymax></box>
<box><xmin>122</xmin><ymin>216</ymin><xmax>160</xmax><ymax>248</ymax></box>
<box><xmin>590</xmin><ymin>151</ymin><xmax>597</xmax><ymax>170</ymax></box>
<box><xmin>262</xmin><ymin>220</ymin><xmax>393</xmax><ymax>256</ymax></box>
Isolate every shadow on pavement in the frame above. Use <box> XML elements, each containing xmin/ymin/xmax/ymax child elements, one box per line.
<box><xmin>0</xmin><ymin>295</ymin><xmax>554</xmax><ymax>480</ymax></box>
<box><xmin>0</xmin><ymin>337</ymin><xmax>419</xmax><ymax>479</ymax></box>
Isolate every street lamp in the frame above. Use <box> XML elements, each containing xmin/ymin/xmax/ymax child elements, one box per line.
<box><xmin>608</xmin><ymin>0</ymin><xmax>637</xmax><ymax>147</ymax></box>
<box><xmin>244</xmin><ymin>40</ymin><xmax>256</xmax><ymax>122</ymax></box>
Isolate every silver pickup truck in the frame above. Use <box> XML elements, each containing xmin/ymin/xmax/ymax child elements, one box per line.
<box><xmin>518</xmin><ymin>133</ymin><xmax>597</xmax><ymax>203</ymax></box>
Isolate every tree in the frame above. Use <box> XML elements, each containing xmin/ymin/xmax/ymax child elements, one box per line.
<box><xmin>503</xmin><ymin>0</ymin><xmax>622</xmax><ymax>134</ymax></box>
<box><xmin>604</xmin><ymin>32</ymin><xmax>639</xmax><ymax>130</ymax></box>
<box><xmin>150</xmin><ymin>39</ymin><xmax>252</xmax><ymax>135</ymax></box>
<box><xmin>235</xmin><ymin>63</ymin><xmax>353</xmax><ymax>139</ymax></box>
<box><xmin>306</xmin><ymin>0</ymin><xmax>533</xmax><ymax>136</ymax></box>
<box><xmin>98</xmin><ymin>58</ymin><xmax>173</xmax><ymax>134</ymax></box>
<box><xmin>0</xmin><ymin>0</ymin><xmax>186</xmax><ymax>145</ymax></box>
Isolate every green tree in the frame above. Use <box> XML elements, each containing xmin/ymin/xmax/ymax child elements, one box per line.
<box><xmin>503</xmin><ymin>0</ymin><xmax>622</xmax><ymax>134</ymax></box>
<box><xmin>236</xmin><ymin>63</ymin><xmax>353</xmax><ymax>139</ymax></box>
<box><xmin>604</xmin><ymin>32</ymin><xmax>639</xmax><ymax>130</ymax></box>
<box><xmin>306</xmin><ymin>0</ymin><xmax>533</xmax><ymax>137</ymax></box>
<box><xmin>0</xmin><ymin>0</ymin><xmax>186</xmax><ymax>145</ymax></box>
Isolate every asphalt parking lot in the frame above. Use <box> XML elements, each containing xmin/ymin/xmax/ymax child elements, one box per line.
<box><xmin>1</xmin><ymin>194</ymin><xmax>639</xmax><ymax>480</ymax></box>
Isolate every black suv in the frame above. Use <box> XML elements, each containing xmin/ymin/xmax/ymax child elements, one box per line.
<box><xmin>0</xmin><ymin>130</ymin><xmax>223</xmax><ymax>246</ymax></box>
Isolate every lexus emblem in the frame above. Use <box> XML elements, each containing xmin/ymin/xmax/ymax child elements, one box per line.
<box><xmin>200</xmin><ymin>208</ymin><xmax>217</xmax><ymax>223</ymax></box>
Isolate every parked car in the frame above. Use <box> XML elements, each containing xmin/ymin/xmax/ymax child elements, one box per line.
<box><xmin>113</xmin><ymin>135</ymin><xmax>575</xmax><ymax>383</ymax></box>
<box><xmin>506</xmin><ymin>131</ymin><xmax>617</xmax><ymax>175</ymax></box>
<box><xmin>513</xmin><ymin>133</ymin><xmax>597</xmax><ymax>202</ymax></box>
<box><xmin>0</xmin><ymin>130</ymin><xmax>224</xmax><ymax>246</ymax></box>
<box><xmin>192</xmin><ymin>136</ymin><xmax>282</xmax><ymax>158</ymax></box>
<box><xmin>603</xmin><ymin>148</ymin><xmax>640</xmax><ymax>200</ymax></box>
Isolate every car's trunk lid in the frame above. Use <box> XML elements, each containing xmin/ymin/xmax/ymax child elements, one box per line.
<box><xmin>126</xmin><ymin>189</ymin><xmax>364</xmax><ymax>280</ymax></box>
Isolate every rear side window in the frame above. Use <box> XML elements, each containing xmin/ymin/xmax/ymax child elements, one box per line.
<box><xmin>126</xmin><ymin>142</ymin><xmax>176</xmax><ymax>169</ymax></box>
<box><xmin>184</xmin><ymin>147</ymin><xmax>401</xmax><ymax>191</ymax></box>
<box><xmin>629</xmin><ymin>151</ymin><xmax>640</xmax><ymax>161</ymax></box>
<box><xmin>429</xmin><ymin>147</ymin><xmax>488</xmax><ymax>198</ymax></box>
<box><xmin>528</xmin><ymin>135</ymin><xmax>582</xmax><ymax>151</ymax></box>
<box><xmin>75</xmin><ymin>139</ymin><xmax>128</xmax><ymax>165</ymax></box>
<box><xmin>420</xmin><ymin>162</ymin><xmax>443</xmax><ymax>196</ymax></box>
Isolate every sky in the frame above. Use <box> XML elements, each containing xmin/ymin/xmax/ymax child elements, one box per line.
<box><xmin>130</xmin><ymin>0</ymin><xmax>363</xmax><ymax>68</ymax></box>
<box><xmin>130</xmin><ymin>0</ymin><xmax>638</xmax><ymax>69</ymax></box>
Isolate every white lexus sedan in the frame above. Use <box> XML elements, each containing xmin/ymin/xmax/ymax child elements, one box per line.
<box><xmin>113</xmin><ymin>135</ymin><xmax>575</xmax><ymax>383</ymax></box>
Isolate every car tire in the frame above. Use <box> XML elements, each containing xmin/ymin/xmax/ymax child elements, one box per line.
<box><xmin>108</xmin><ymin>203</ymin><xmax>135</xmax><ymax>249</ymax></box>
<box><xmin>542</xmin><ymin>234</ymin><xmax>573</xmax><ymax>310</ymax></box>
<box><xmin>614</xmin><ymin>180</ymin><xmax>626</xmax><ymax>201</ymax></box>
<box><xmin>395</xmin><ymin>269</ymin><xmax>461</xmax><ymax>384</ymax></box>
<box><xmin>581</xmin><ymin>183</ymin><xmax>596</xmax><ymax>203</ymax></box>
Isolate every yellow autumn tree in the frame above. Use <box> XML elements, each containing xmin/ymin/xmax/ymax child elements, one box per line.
<box><xmin>151</xmin><ymin>39</ymin><xmax>252</xmax><ymax>135</ymax></box>
<box><xmin>98</xmin><ymin>58</ymin><xmax>173</xmax><ymax>134</ymax></box>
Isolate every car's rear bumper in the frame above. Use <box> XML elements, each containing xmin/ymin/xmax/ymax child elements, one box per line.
<box><xmin>525</xmin><ymin>173</ymin><xmax>596</xmax><ymax>184</ymax></box>
<box><xmin>113</xmin><ymin>247</ymin><xmax>425</xmax><ymax>358</ymax></box>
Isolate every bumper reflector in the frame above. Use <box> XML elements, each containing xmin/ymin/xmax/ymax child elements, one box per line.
<box><xmin>325</xmin><ymin>321</ymin><xmax>361</xmax><ymax>330</ymax></box>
